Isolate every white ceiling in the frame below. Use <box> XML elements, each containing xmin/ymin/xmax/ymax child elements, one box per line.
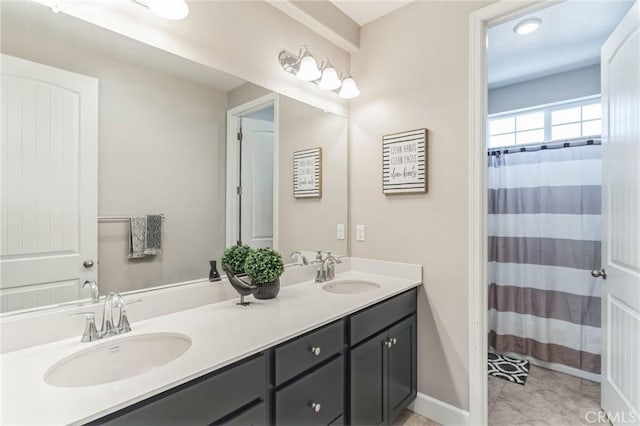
<box><xmin>5</xmin><ymin>1</ymin><xmax>246</xmax><ymax>92</ymax></box>
<box><xmin>488</xmin><ymin>0</ymin><xmax>634</xmax><ymax>89</ymax></box>
<box><xmin>329</xmin><ymin>0</ymin><xmax>413</xmax><ymax>26</ymax></box>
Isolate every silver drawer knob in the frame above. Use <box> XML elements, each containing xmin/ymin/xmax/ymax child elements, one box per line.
<box><xmin>391</xmin><ymin>338</ymin><xmax>397</xmax><ymax>345</ymax></box>
<box><xmin>385</xmin><ymin>340</ymin><xmax>392</xmax><ymax>348</ymax></box>
<box><xmin>310</xmin><ymin>346</ymin><xmax>321</xmax><ymax>356</ymax></box>
<box><xmin>311</xmin><ymin>402</ymin><xmax>321</xmax><ymax>413</ymax></box>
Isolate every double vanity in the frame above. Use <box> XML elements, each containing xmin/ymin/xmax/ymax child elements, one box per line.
<box><xmin>1</xmin><ymin>258</ymin><xmax>422</xmax><ymax>425</ymax></box>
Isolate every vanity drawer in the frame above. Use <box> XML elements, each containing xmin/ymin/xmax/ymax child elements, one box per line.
<box><xmin>349</xmin><ymin>288</ymin><xmax>416</xmax><ymax>346</ymax></box>
<box><xmin>275</xmin><ymin>356</ymin><xmax>344</xmax><ymax>426</ymax></box>
<box><xmin>99</xmin><ymin>354</ymin><xmax>265</xmax><ymax>425</ymax></box>
<box><xmin>275</xmin><ymin>320</ymin><xmax>344</xmax><ymax>385</ymax></box>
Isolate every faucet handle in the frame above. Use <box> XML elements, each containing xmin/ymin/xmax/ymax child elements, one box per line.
<box><xmin>117</xmin><ymin>299</ymin><xmax>142</xmax><ymax>334</ymax></box>
<box><xmin>69</xmin><ymin>312</ymin><xmax>100</xmax><ymax>342</ymax></box>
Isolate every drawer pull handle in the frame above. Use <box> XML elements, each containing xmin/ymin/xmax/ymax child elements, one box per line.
<box><xmin>310</xmin><ymin>346</ymin><xmax>321</xmax><ymax>356</ymax></box>
<box><xmin>311</xmin><ymin>402</ymin><xmax>321</xmax><ymax>413</ymax></box>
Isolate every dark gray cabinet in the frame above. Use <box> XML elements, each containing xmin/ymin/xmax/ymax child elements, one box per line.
<box><xmin>93</xmin><ymin>288</ymin><xmax>417</xmax><ymax>426</ymax></box>
<box><xmin>387</xmin><ymin>315</ymin><xmax>418</xmax><ymax>423</ymax></box>
<box><xmin>95</xmin><ymin>354</ymin><xmax>267</xmax><ymax>426</ymax></box>
<box><xmin>349</xmin><ymin>289</ymin><xmax>417</xmax><ymax>426</ymax></box>
<box><xmin>275</xmin><ymin>320</ymin><xmax>343</xmax><ymax>385</ymax></box>
<box><xmin>350</xmin><ymin>332</ymin><xmax>387</xmax><ymax>425</ymax></box>
<box><xmin>275</xmin><ymin>356</ymin><xmax>344</xmax><ymax>425</ymax></box>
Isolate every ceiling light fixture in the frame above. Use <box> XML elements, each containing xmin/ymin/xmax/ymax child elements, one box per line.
<box><xmin>134</xmin><ymin>0</ymin><xmax>190</xmax><ymax>20</ymax></box>
<box><xmin>513</xmin><ymin>18</ymin><xmax>542</xmax><ymax>35</ymax></box>
<box><xmin>279</xmin><ymin>46</ymin><xmax>360</xmax><ymax>98</ymax></box>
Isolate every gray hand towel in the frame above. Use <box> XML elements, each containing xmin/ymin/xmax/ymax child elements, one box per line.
<box><xmin>128</xmin><ymin>216</ymin><xmax>147</xmax><ymax>259</ymax></box>
<box><xmin>144</xmin><ymin>215</ymin><xmax>162</xmax><ymax>256</ymax></box>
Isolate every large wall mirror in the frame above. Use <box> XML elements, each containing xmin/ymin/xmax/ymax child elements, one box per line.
<box><xmin>0</xmin><ymin>1</ymin><xmax>348</xmax><ymax>314</ymax></box>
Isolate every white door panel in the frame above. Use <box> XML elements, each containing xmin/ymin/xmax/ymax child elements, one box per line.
<box><xmin>240</xmin><ymin>116</ymin><xmax>274</xmax><ymax>249</ymax></box>
<box><xmin>0</xmin><ymin>54</ymin><xmax>98</xmax><ymax>312</ymax></box>
<box><xmin>600</xmin><ymin>2</ymin><xmax>640</xmax><ymax>424</ymax></box>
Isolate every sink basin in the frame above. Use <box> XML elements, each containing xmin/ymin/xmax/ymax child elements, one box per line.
<box><xmin>44</xmin><ymin>332</ymin><xmax>192</xmax><ymax>388</ymax></box>
<box><xmin>322</xmin><ymin>279</ymin><xmax>380</xmax><ymax>294</ymax></box>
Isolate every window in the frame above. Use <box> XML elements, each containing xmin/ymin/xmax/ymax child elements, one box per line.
<box><xmin>488</xmin><ymin>97</ymin><xmax>601</xmax><ymax>148</ymax></box>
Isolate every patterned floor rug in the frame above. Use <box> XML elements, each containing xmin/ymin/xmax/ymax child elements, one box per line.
<box><xmin>488</xmin><ymin>352</ymin><xmax>530</xmax><ymax>385</ymax></box>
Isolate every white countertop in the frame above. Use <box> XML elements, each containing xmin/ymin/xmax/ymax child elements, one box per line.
<box><xmin>1</xmin><ymin>268</ymin><xmax>421</xmax><ymax>425</ymax></box>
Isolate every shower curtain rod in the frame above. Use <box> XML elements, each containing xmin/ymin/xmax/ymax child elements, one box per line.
<box><xmin>488</xmin><ymin>137</ymin><xmax>601</xmax><ymax>156</ymax></box>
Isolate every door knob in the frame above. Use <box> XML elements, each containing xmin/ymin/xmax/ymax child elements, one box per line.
<box><xmin>591</xmin><ymin>269</ymin><xmax>607</xmax><ymax>279</ymax></box>
<box><xmin>83</xmin><ymin>260</ymin><xmax>95</xmax><ymax>268</ymax></box>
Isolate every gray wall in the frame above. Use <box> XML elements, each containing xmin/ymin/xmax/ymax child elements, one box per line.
<box><xmin>2</xmin><ymin>13</ymin><xmax>228</xmax><ymax>294</ymax></box>
<box><xmin>349</xmin><ymin>1</ymin><xmax>491</xmax><ymax>410</ymax></box>
<box><xmin>227</xmin><ymin>83</ymin><xmax>349</xmax><ymax>258</ymax></box>
<box><xmin>488</xmin><ymin>65</ymin><xmax>601</xmax><ymax>114</ymax></box>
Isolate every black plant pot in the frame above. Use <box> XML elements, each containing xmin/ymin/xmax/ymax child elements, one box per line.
<box><xmin>253</xmin><ymin>279</ymin><xmax>280</xmax><ymax>299</ymax></box>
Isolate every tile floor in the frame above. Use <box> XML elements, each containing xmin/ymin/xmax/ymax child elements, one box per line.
<box><xmin>489</xmin><ymin>365</ymin><xmax>606</xmax><ymax>425</ymax></box>
<box><xmin>394</xmin><ymin>410</ymin><xmax>441</xmax><ymax>426</ymax></box>
<box><xmin>395</xmin><ymin>365</ymin><xmax>605</xmax><ymax>426</ymax></box>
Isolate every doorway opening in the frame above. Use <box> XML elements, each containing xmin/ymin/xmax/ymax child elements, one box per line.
<box><xmin>469</xmin><ymin>1</ymin><xmax>638</xmax><ymax>425</ymax></box>
<box><xmin>226</xmin><ymin>94</ymin><xmax>278</xmax><ymax>250</ymax></box>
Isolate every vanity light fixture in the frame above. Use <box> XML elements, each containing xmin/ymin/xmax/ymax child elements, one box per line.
<box><xmin>318</xmin><ymin>62</ymin><xmax>342</xmax><ymax>91</ymax></box>
<box><xmin>279</xmin><ymin>46</ymin><xmax>360</xmax><ymax>98</ymax></box>
<box><xmin>513</xmin><ymin>18</ymin><xmax>542</xmax><ymax>35</ymax></box>
<box><xmin>296</xmin><ymin>46</ymin><xmax>322</xmax><ymax>81</ymax></box>
<box><xmin>338</xmin><ymin>74</ymin><xmax>360</xmax><ymax>99</ymax></box>
<box><xmin>133</xmin><ymin>0</ymin><xmax>190</xmax><ymax>20</ymax></box>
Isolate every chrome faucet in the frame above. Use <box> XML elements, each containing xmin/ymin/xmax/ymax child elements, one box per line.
<box><xmin>312</xmin><ymin>251</ymin><xmax>343</xmax><ymax>283</ymax></box>
<box><xmin>82</xmin><ymin>279</ymin><xmax>99</xmax><ymax>302</ymax></box>
<box><xmin>290</xmin><ymin>251</ymin><xmax>309</xmax><ymax>265</ymax></box>
<box><xmin>70</xmin><ymin>292</ymin><xmax>140</xmax><ymax>342</ymax></box>
<box><xmin>101</xmin><ymin>292</ymin><xmax>130</xmax><ymax>337</ymax></box>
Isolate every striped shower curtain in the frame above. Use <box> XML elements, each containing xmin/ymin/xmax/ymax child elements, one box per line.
<box><xmin>488</xmin><ymin>142</ymin><xmax>602</xmax><ymax>374</ymax></box>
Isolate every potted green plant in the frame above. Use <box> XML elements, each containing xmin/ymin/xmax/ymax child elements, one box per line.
<box><xmin>221</xmin><ymin>244</ymin><xmax>252</xmax><ymax>275</ymax></box>
<box><xmin>244</xmin><ymin>247</ymin><xmax>284</xmax><ymax>299</ymax></box>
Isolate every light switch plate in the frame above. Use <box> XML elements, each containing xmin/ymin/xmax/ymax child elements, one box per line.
<box><xmin>356</xmin><ymin>225</ymin><xmax>365</xmax><ymax>241</ymax></box>
<box><xmin>337</xmin><ymin>224</ymin><xmax>345</xmax><ymax>240</ymax></box>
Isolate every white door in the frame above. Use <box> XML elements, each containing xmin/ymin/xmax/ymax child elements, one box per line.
<box><xmin>0</xmin><ymin>54</ymin><xmax>98</xmax><ymax>312</ymax></box>
<box><xmin>240</xmin><ymin>116</ymin><xmax>274</xmax><ymax>249</ymax></box>
<box><xmin>600</xmin><ymin>2</ymin><xmax>640</xmax><ymax>424</ymax></box>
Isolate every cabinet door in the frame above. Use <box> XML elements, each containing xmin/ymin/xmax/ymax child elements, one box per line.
<box><xmin>387</xmin><ymin>314</ymin><xmax>417</xmax><ymax>424</ymax></box>
<box><xmin>350</xmin><ymin>332</ymin><xmax>388</xmax><ymax>426</ymax></box>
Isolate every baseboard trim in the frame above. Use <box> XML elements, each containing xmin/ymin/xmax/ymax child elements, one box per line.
<box><xmin>409</xmin><ymin>392</ymin><xmax>471</xmax><ymax>426</ymax></box>
<box><xmin>497</xmin><ymin>350</ymin><xmax>601</xmax><ymax>382</ymax></box>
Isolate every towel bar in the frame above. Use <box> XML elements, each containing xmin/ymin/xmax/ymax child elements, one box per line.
<box><xmin>98</xmin><ymin>213</ymin><xmax>165</xmax><ymax>222</ymax></box>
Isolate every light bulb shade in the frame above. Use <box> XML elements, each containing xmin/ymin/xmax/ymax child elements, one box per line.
<box><xmin>296</xmin><ymin>55</ymin><xmax>321</xmax><ymax>81</ymax></box>
<box><xmin>339</xmin><ymin>77</ymin><xmax>360</xmax><ymax>99</ymax></box>
<box><xmin>318</xmin><ymin>66</ymin><xmax>342</xmax><ymax>91</ymax></box>
<box><xmin>147</xmin><ymin>0</ymin><xmax>189</xmax><ymax>20</ymax></box>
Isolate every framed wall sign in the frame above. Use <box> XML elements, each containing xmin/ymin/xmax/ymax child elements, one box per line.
<box><xmin>293</xmin><ymin>147</ymin><xmax>322</xmax><ymax>198</ymax></box>
<box><xmin>382</xmin><ymin>128</ymin><xmax>427</xmax><ymax>194</ymax></box>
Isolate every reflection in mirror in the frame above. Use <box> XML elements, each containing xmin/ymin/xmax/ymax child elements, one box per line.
<box><xmin>0</xmin><ymin>1</ymin><xmax>348</xmax><ymax>315</ymax></box>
